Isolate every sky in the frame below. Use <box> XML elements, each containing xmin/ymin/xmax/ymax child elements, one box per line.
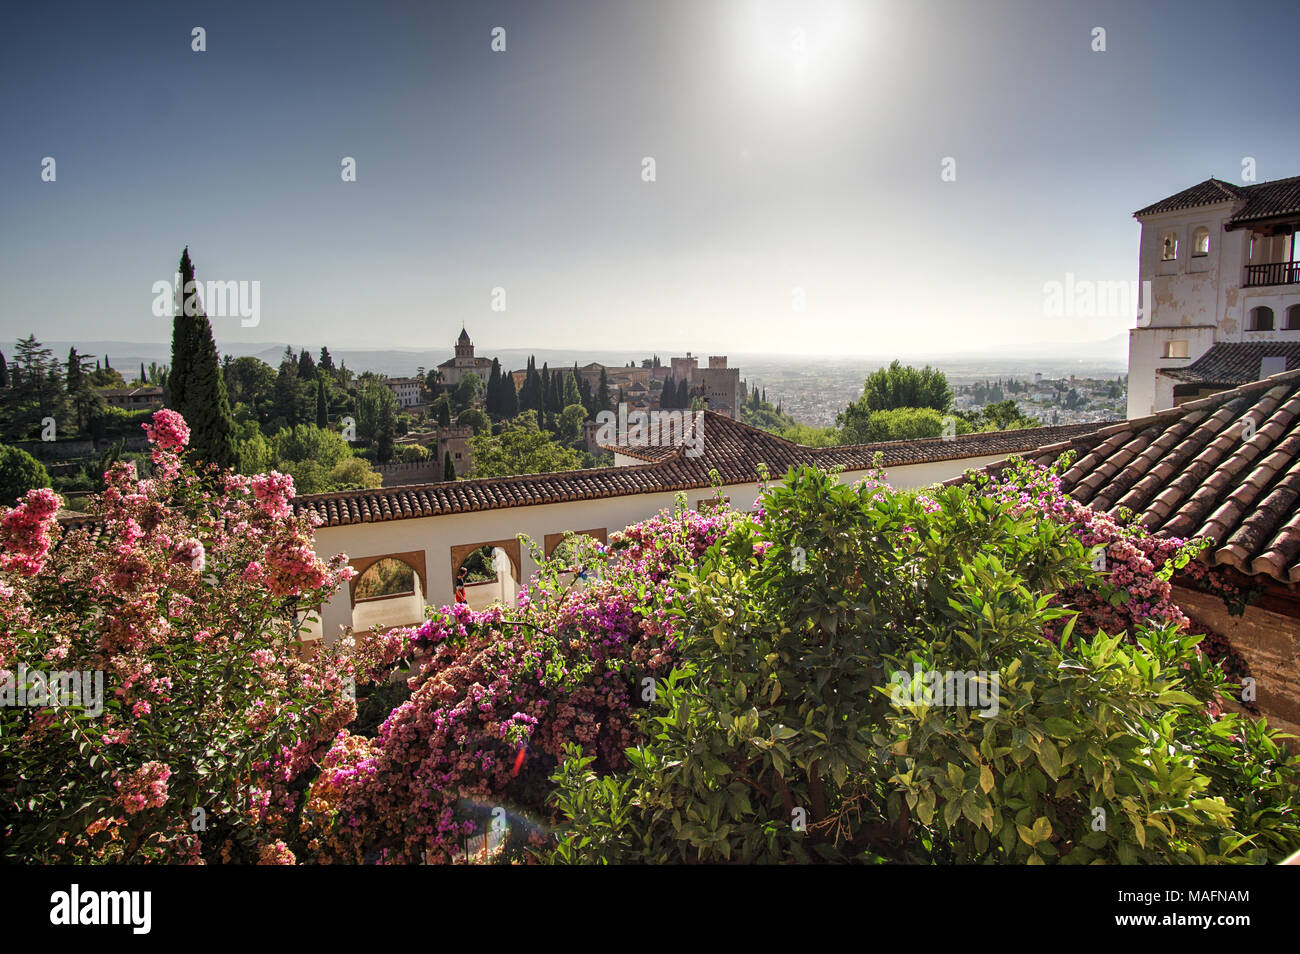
<box><xmin>1</xmin><ymin>0</ymin><xmax>1298</xmax><ymax>360</ymax></box>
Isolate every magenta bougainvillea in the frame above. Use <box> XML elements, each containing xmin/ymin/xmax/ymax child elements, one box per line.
<box><xmin>299</xmin><ymin>505</ymin><xmax>745</xmax><ymax>864</ymax></box>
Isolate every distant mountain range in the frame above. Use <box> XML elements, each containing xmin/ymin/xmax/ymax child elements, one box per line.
<box><xmin>28</xmin><ymin>333</ymin><xmax>1129</xmax><ymax>380</ymax></box>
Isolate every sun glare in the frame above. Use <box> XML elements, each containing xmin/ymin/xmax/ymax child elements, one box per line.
<box><xmin>732</xmin><ymin>0</ymin><xmax>870</xmax><ymax>100</ymax></box>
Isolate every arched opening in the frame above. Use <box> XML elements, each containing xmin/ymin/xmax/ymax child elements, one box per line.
<box><xmin>1248</xmin><ymin>306</ymin><xmax>1275</xmax><ymax>331</ymax></box>
<box><xmin>1287</xmin><ymin>304</ymin><xmax>1300</xmax><ymax>330</ymax></box>
<box><xmin>349</xmin><ymin>553</ymin><xmax>427</xmax><ymax>632</ymax></box>
<box><xmin>1161</xmin><ymin>231</ymin><xmax>1179</xmax><ymax>261</ymax></box>
<box><xmin>1192</xmin><ymin>226</ymin><xmax>1210</xmax><ymax>257</ymax></box>
<box><xmin>450</xmin><ymin>540</ymin><xmax>522</xmax><ymax>610</ymax></box>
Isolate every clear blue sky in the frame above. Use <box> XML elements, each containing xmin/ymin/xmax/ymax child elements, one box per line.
<box><xmin>1</xmin><ymin>0</ymin><xmax>1297</xmax><ymax>358</ymax></box>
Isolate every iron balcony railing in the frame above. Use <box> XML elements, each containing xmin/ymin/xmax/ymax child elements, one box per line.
<box><xmin>1244</xmin><ymin>262</ymin><xmax>1300</xmax><ymax>287</ymax></box>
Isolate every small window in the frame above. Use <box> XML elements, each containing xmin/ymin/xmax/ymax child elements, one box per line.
<box><xmin>1249</xmin><ymin>306</ymin><xmax>1275</xmax><ymax>331</ymax></box>
<box><xmin>1161</xmin><ymin>232</ymin><xmax>1179</xmax><ymax>261</ymax></box>
<box><xmin>1163</xmin><ymin>340</ymin><xmax>1189</xmax><ymax>358</ymax></box>
<box><xmin>1192</xmin><ymin>227</ymin><xmax>1209</xmax><ymax>256</ymax></box>
<box><xmin>1287</xmin><ymin>305</ymin><xmax>1300</xmax><ymax>331</ymax></box>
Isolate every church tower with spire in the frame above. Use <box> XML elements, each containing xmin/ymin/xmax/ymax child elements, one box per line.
<box><xmin>454</xmin><ymin>327</ymin><xmax>474</xmax><ymax>367</ymax></box>
<box><xmin>438</xmin><ymin>326</ymin><xmax>492</xmax><ymax>389</ymax></box>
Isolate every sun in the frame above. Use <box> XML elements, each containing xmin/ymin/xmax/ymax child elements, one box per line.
<box><xmin>731</xmin><ymin>0</ymin><xmax>870</xmax><ymax>100</ymax></box>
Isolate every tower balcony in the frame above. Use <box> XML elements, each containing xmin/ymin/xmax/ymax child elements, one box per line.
<box><xmin>1244</xmin><ymin>262</ymin><xmax>1300</xmax><ymax>287</ymax></box>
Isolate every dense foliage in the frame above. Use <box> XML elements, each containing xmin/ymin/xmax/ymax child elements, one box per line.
<box><xmin>4</xmin><ymin>409</ymin><xmax>1296</xmax><ymax>865</ymax></box>
<box><xmin>546</xmin><ymin>465</ymin><xmax>1300</xmax><ymax>864</ymax></box>
<box><xmin>0</xmin><ymin>410</ymin><xmax>355</xmax><ymax>862</ymax></box>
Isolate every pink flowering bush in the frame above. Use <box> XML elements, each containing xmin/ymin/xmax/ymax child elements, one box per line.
<box><xmin>0</xmin><ymin>410</ymin><xmax>356</xmax><ymax>864</ymax></box>
<box><xmin>295</xmin><ymin>503</ymin><xmax>744</xmax><ymax>864</ymax></box>
<box><xmin>969</xmin><ymin>456</ymin><xmax>1225</xmax><ymax>641</ymax></box>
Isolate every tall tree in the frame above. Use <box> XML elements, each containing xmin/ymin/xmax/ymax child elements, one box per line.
<box><xmin>315</xmin><ymin>376</ymin><xmax>329</xmax><ymax>428</ymax></box>
<box><xmin>273</xmin><ymin>348</ymin><xmax>301</xmax><ymax>427</ymax></box>
<box><xmin>376</xmin><ymin>398</ymin><xmax>395</xmax><ymax>464</ymax></box>
<box><xmin>66</xmin><ymin>348</ymin><xmax>82</xmax><ymax>393</ymax></box>
<box><xmin>443</xmin><ymin>450</ymin><xmax>456</xmax><ymax>481</ymax></box>
<box><xmin>0</xmin><ymin>351</ymin><xmax>7</xmax><ymax>389</ymax></box>
<box><xmin>486</xmin><ymin>359</ymin><xmax>502</xmax><ymax>416</ymax></box>
<box><xmin>168</xmin><ymin>248</ymin><xmax>239</xmax><ymax>468</ymax></box>
<box><xmin>318</xmin><ymin>346</ymin><xmax>334</xmax><ymax>372</ymax></box>
<box><xmin>596</xmin><ymin>368</ymin><xmax>611</xmax><ymax>413</ymax></box>
<box><xmin>578</xmin><ymin>374</ymin><xmax>593</xmax><ymax>417</ymax></box>
<box><xmin>562</xmin><ymin>369</ymin><xmax>581</xmax><ymax>409</ymax></box>
<box><xmin>500</xmin><ymin>371</ymin><xmax>518</xmax><ymax>418</ymax></box>
<box><xmin>169</xmin><ymin>248</ymin><xmax>198</xmax><ymax>411</ymax></box>
<box><xmin>298</xmin><ymin>348</ymin><xmax>317</xmax><ymax>379</ymax></box>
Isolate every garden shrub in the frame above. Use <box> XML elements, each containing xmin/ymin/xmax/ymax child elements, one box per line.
<box><xmin>546</xmin><ymin>464</ymin><xmax>1300</xmax><ymax>864</ymax></box>
<box><xmin>0</xmin><ymin>410</ymin><xmax>356</xmax><ymax>863</ymax></box>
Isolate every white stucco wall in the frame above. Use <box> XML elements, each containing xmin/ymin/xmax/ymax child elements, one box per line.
<box><xmin>1128</xmin><ymin>200</ymin><xmax>1300</xmax><ymax>417</ymax></box>
<box><xmin>306</xmin><ymin>450</ymin><xmax>1016</xmax><ymax>644</ymax></box>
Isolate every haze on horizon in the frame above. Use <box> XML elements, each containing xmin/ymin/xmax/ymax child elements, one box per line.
<box><xmin>2</xmin><ymin>0</ymin><xmax>1297</xmax><ymax>359</ymax></box>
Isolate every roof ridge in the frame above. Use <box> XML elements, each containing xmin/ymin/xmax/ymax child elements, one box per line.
<box><xmin>1209</xmin><ymin>178</ymin><xmax>1245</xmax><ymax>200</ymax></box>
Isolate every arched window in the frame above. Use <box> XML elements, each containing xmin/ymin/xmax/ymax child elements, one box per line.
<box><xmin>1192</xmin><ymin>226</ymin><xmax>1210</xmax><ymax>256</ymax></box>
<box><xmin>1161</xmin><ymin>232</ymin><xmax>1179</xmax><ymax>261</ymax></box>
<box><xmin>353</xmin><ymin>557</ymin><xmax>416</xmax><ymax>601</ymax></box>
<box><xmin>1249</xmin><ymin>306</ymin><xmax>1275</xmax><ymax>331</ymax></box>
<box><xmin>1287</xmin><ymin>304</ymin><xmax>1300</xmax><ymax>330</ymax></box>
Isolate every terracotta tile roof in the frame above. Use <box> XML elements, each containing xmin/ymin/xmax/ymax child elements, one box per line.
<box><xmin>1226</xmin><ymin>175</ymin><xmax>1300</xmax><ymax>228</ymax></box>
<box><xmin>1134</xmin><ymin>178</ymin><xmax>1243</xmax><ymax>217</ymax></box>
<box><xmin>954</xmin><ymin>370</ymin><xmax>1300</xmax><ymax>583</ymax></box>
<box><xmin>1160</xmin><ymin>342</ymin><xmax>1300</xmax><ymax>386</ymax></box>
<box><xmin>292</xmin><ymin>412</ymin><xmax>1107</xmax><ymax>527</ymax></box>
<box><xmin>1134</xmin><ymin>174</ymin><xmax>1300</xmax><ymax>227</ymax></box>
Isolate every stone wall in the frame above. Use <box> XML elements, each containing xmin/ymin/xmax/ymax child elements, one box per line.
<box><xmin>1173</xmin><ymin>584</ymin><xmax>1300</xmax><ymax>745</ymax></box>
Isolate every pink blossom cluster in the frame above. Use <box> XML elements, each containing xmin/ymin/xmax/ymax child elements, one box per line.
<box><xmin>250</xmin><ymin>472</ymin><xmax>295</xmax><ymax>519</ymax></box>
<box><xmin>115</xmin><ymin>761</ymin><xmax>172</xmax><ymax>815</ymax></box>
<box><xmin>0</xmin><ymin>487</ymin><xmax>61</xmax><ymax>577</ymax></box>
<box><xmin>141</xmin><ymin>408</ymin><xmax>190</xmax><ymax>452</ymax></box>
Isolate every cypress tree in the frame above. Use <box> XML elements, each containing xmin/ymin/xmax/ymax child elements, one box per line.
<box><xmin>66</xmin><ymin>348</ymin><xmax>81</xmax><ymax>392</ymax></box>
<box><xmin>563</xmin><ymin>370</ymin><xmax>581</xmax><ymax>408</ymax></box>
<box><xmin>318</xmin><ymin>346</ymin><xmax>334</xmax><ymax>372</ymax></box>
<box><xmin>376</xmin><ymin>399</ymin><xmax>395</xmax><ymax>463</ymax></box>
<box><xmin>486</xmin><ymin>359</ymin><xmax>502</xmax><ymax>416</ymax></box>
<box><xmin>168</xmin><ymin>248</ymin><xmax>239</xmax><ymax>468</ymax></box>
<box><xmin>273</xmin><ymin>349</ymin><xmax>300</xmax><ymax>427</ymax></box>
<box><xmin>443</xmin><ymin>450</ymin><xmax>456</xmax><ymax>481</ymax></box>
<box><xmin>169</xmin><ymin>249</ymin><xmax>196</xmax><ymax>411</ymax></box>
<box><xmin>579</xmin><ymin>375</ymin><xmax>592</xmax><ymax>416</ymax></box>
<box><xmin>141</xmin><ymin>362</ymin><xmax>148</xmax><ymax>384</ymax></box>
<box><xmin>315</xmin><ymin>376</ymin><xmax>328</xmax><ymax>428</ymax></box>
<box><xmin>597</xmin><ymin>367</ymin><xmax>611</xmax><ymax>413</ymax></box>
<box><xmin>0</xmin><ymin>351</ymin><xmax>8</xmax><ymax>389</ymax></box>
<box><xmin>502</xmin><ymin>371</ymin><xmax>518</xmax><ymax>418</ymax></box>
<box><xmin>298</xmin><ymin>347</ymin><xmax>316</xmax><ymax>379</ymax></box>
<box><xmin>437</xmin><ymin>398</ymin><xmax>451</xmax><ymax>428</ymax></box>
